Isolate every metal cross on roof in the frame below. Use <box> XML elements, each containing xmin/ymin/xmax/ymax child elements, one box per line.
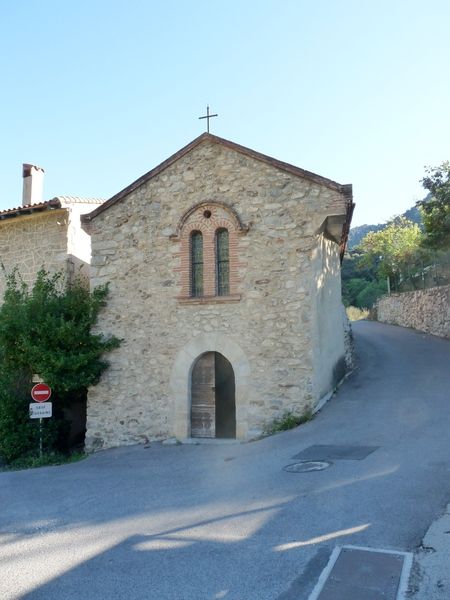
<box><xmin>198</xmin><ymin>105</ymin><xmax>218</xmax><ymax>133</ymax></box>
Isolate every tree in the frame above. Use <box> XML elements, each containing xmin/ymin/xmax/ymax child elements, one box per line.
<box><xmin>341</xmin><ymin>250</ymin><xmax>386</xmax><ymax>307</ymax></box>
<box><xmin>358</xmin><ymin>217</ymin><xmax>424</xmax><ymax>290</ymax></box>
<box><xmin>0</xmin><ymin>269</ymin><xmax>120</xmax><ymax>462</ymax></box>
<box><xmin>417</xmin><ymin>161</ymin><xmax>450</xmax><ymax>249</ymax></box>
<box><xmin>342</xmin><ymin>277</ymin><xmax>368</xmax><ymax>306</ymax></box>
<box><xmin>355</xmin><ymin>281</ymin><xmax>387</xmax><ymax>308</ymax></box>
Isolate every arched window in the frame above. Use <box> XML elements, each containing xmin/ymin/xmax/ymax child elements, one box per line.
<box><xmin>216</xmin><ymin>228</ymin><xmax>229</xmax><ymax>296</ymax></box>
<box><xmin>173</xmin><ymin>203</ymin><xmax>247</xmax><ymax>302</ymax></box>
<box><xmin>190</xmin><ymin>231</ymin><xmax>203</xmax><ymax>297</ymax></box>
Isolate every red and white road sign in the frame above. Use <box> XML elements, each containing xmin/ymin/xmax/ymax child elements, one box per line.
<box><xmin>31</xmin><ymin>383</ymin><xmax>52</xmax><ymax>403</ymax></box>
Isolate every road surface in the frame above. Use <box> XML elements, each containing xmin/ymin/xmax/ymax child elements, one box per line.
<box><xmin>1</xmin><ymin>321</ymin><xmax>449</xmax><ymax>599</ymax></box>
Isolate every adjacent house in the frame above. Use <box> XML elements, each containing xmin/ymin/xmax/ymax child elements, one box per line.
<box><xmin>0</xmin><ymin>164</ymin><xmax>104</xmax><ymax>298</ymax></box>
<box><xmin>0</xmin><ymin>164</ymin><xmax>105</xmax><ymax>446</ymax></box>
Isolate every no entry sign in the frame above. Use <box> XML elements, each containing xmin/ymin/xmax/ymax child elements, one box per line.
<box><xmin>31</xmin><ymin>383</ymin><xmax>52</xmax><ymax>403</ymax></box>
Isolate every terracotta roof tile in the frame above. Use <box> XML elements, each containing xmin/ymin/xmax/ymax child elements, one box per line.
<box><xmin>0</xmin><ymin>199</ymin><xmax>62</xmax><ymax>219</ymax></box>
<box><xmin>0</xmin><ymin>197</ymin><xmax>106</xmax><ymax>220</ymax></box>
<box><xmin>55</xmin><ymin>196</ymin><xmax>105</xmax><ymax>205</ymax></box>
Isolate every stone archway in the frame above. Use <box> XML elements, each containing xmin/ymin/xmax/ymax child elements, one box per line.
<box><xmin>170</xmin><ymin>334</ymin><xmax>250</xmax><ymax>440</ymax></box>
<box><xmin>191</xmin><ymin>352</ymin><xmax>236</xmax><ymax>439</ymax></box>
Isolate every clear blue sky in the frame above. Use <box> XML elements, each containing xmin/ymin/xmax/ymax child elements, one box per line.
<box><xmin>1</xmin><ymin>0</ymin><xmax>449</xmax><ymax>226</ymax></box>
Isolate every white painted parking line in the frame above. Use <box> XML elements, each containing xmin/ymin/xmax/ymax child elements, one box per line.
<box><xmin>307</xmin><ymin>545</ymin><xmax>413</xmax><ymax>600</ymax></box>
<box><xmin>307</xmin><ymin>546</ymin><xmax>342</xmax><ymax>600</ymax></box>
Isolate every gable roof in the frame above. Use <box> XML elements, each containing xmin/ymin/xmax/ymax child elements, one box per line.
<box><xmin>81</xmin><ymin>132</ymin><xmax>353</xmax><ymax>224</ymax></box>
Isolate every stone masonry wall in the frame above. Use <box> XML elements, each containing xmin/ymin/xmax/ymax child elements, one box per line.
<box><xmin>310</xmin><ymin>235</ymin><xmax>347</xmax><ymax>400</ymax></box>
<box><xmin>0</xmin><ymin>210</ymin><xmax>69</xmax><ymax>299</ymax></box>
<box><xmin>85</xmin><ymin>139</ymin><xmax>348</xmax><ymax>450</ymax></box>
<box><xmin>377</xmin><ymin>285</ymin><xmax>450</xmax><ymax>339</ymax></box>
<box><xmin>342</xmin><ymin>306</ymin><xmax>355</xmax><ymax>372</ymax></box>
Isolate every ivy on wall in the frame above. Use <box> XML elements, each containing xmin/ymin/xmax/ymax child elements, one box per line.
<box><xmin>0</xmin><ymin>269</ymin><xmax>120</xmax><ymax>463</ymax></box>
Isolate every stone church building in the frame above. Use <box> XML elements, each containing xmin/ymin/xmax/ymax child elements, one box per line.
<box><xmin>81</xmin><ymin>133</ymin><xmax>354</xmax><ymax>450</ymax></box>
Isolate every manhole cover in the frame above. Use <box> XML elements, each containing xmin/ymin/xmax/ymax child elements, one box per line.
<box><xmin>283</xmin><ymin>460</ymin><xmax>331</xmax><ymax>473</ymax></box>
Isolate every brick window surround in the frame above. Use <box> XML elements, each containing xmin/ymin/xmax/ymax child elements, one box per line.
<box><xmin>171</xmin><ymin>201</ymin><xmax>248</xmax><ymax>304</ymax></box>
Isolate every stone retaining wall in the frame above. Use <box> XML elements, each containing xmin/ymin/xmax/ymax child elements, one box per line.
<box><xmin>376</xmin><ymin>285</ymin><xmax>450</xmax><ymax>339</ymax></box>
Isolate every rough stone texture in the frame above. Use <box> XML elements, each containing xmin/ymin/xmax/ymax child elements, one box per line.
<box><xmin>409</xmin><ymin>502</ymin><xmax>450</xmax><ymax>600</ymax></box>
<box><xmin>84</xmin><ymin>138</ymin><xmax>350</xmax><ymax>450</ymax></box>
<box><xmin>310</xmin><ymin>236</ymin><xmax>348</xmax><ymax>398</ymax></box>
<box><xmin>342</xmin><ymin>306</ymin><xmax>355</xmax><ymax>372</ymax></box>
<box><xmin>0</xmin><ymin>210</ymin><xmax>69</xmax><ymax>298</ymax></box>
<box><xmin>377</xmin><ymin>286</ymin><xmax>450</xmax><ymax>339</ymax></box>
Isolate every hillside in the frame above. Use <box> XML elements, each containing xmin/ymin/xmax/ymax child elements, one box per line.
<box><xmin>348</xmin><ymin>204</ymin><xmax>422</xmax><ymax>249</ymax></box>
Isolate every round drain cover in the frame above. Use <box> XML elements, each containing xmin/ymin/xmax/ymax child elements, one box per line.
<box><xmin>283</xmin><ymin>460</ymin><xmax>331</xmax><ymax>473</ymax></box>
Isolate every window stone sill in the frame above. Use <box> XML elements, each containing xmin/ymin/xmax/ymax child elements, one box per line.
<box><xmin>178</xmin><ymin>294</ymin><xmax>241</xmax><ymax>305</ymax></box>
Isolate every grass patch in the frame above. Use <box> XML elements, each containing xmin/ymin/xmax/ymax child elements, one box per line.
<box><xmin>2</xmin><ymin>451</ymin><xmax>86</xmax><ymax>472</ymax></box>
<box><xmin>264</xmin><ymin>409</ymin><xmax>314</xmax><ymax>435</ymax></box>
<box><xmin>346</xmin><ymin>306</ymin><xmax>370</xmax><ymax>321</ymax></box>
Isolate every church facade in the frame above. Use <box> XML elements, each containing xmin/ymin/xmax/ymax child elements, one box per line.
<box><xmin>81</xmin><ymin>133</ymin><xmax>354</xmax><ymax>450</ymax></box>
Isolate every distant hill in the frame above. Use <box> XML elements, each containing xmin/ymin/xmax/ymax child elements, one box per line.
<box><xmin>348</xmin><ymin>204</ymin><xmax>423</xmax><ymax>249</ymax></box>
<box><xmin>348</xmin><ymin>223</ymin><xmax>384</xmax><ymax>249</ymax></box>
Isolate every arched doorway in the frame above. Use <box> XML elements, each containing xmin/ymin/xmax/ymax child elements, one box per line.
<box><xmin>191</xmin><ymin>352</ymin><xmax>236</xmax><ymax>439</ymax></box>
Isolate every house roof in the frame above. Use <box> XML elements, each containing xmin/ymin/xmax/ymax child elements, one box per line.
<box><xmin>0</xmin><ymin>199</ymin><xmax>62</xmax><ymax>220</ymax></box>
<box><xmin>81</xmin><ymin>132</ymin><xmax>354</xmax><ymax>224</ymax></box>
<box><xmin>0</xmin><ymin>196</ymin><xmax>105</xmax><ymax>221</ymax></box>
<box><xmin>55</xmin><ymin>196</ymin><xmax>105</xmax><ymax>205</ymax></box>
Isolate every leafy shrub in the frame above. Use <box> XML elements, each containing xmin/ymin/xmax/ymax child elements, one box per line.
<box><xmin>0</xmin><ymin>269</ymin><xmax>120</xmax><ymax>464</ymax></box>
<box><xmin>0</xmin><ymin>371</ymin><xmax>41</xmax><ymax>462</ymax></box>
<box><xmin>355</xmin><ymin>281</ymin><xmax>386</xmax><ymax>309</ymax></box>
<box><xmin>5</xmin><ymin>451</ymin><xmax>85</xmax><ymax>472</ymax></box>
<box><xmin>264</xmin><ymin>409</ymin><xmax>314</xmax><ymax>435</ymax></box>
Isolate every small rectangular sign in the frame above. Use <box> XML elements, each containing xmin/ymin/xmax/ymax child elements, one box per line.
<box><xmin>29</xmin><ymin>402</ymin><xmax>52</xmax><ymax>419</ymax></box>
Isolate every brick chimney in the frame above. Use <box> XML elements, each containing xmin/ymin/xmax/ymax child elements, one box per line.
<box><xmin>22</xmin><ymin>164</ymin><xmax>44</xmax><ymax>206</ymax></box>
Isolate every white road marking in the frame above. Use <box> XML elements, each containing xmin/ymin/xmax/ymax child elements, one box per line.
<box><xmin>307</xmin><ymin>544</ymin><xmax>414</xmax><ymax>600</ymax></box>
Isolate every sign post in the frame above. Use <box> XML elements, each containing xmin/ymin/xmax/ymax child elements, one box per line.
<box><xmin>30</xmin><ymin>383</ymin><xmax>52</xmax><ymax>458</ymax></box>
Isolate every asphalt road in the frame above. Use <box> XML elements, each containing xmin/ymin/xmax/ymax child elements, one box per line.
<box><xmin>1</xmin><ymin>321</ymin><xmax>449</xmax><ymax>600</ymax></box>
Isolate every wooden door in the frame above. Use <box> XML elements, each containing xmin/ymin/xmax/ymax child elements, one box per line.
<box><xmin>191</xmin><ymin>352</ymin><xmax>216</xmax><ymax>438</ymax></box>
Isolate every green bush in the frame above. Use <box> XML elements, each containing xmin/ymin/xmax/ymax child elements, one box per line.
<box><xmin>5</xmin><ymin>451</ymin><xmax>86</xmax><ymax>472</ymax></box>
<box><xmin>0</xmin><ymin>269</ymin><xmax>120</xmax><ymax>464</ymax></box>
<box><xmin>264</xmin><ymin>409</ymin><xmax>314</xmax><ymax>435</ymax></box>
<box><xmin>355</xmin><ymin>280</ymin><xmax>387</xmax><ymax>309</ymax></box>
<box><xmin>0</xmin><ymin>371</ymin><xmax>39</xmax><ymax>462</ymax></box>
<box><xmin>0</xmin><ymin>371</ymin><xmax>68</xmax><ymax>462</ymax></box>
